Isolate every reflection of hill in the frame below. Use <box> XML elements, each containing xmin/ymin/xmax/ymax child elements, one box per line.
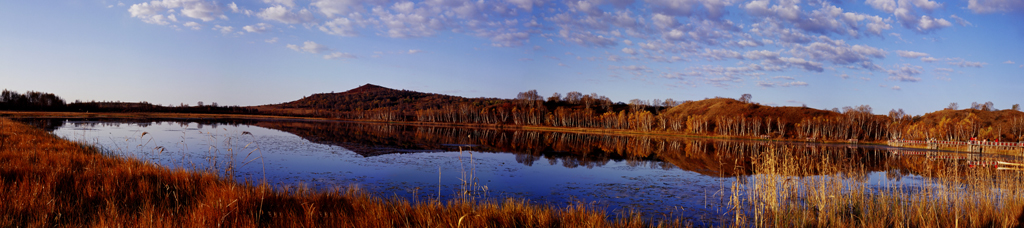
<box><xmin>253</xmin><ymin>120</ymin><xmax>1005</xmax><ymax>178</ymax></box>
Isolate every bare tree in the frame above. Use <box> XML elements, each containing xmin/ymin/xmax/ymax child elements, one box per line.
<box><xmin>1013</xmin><ymin>104</ymin><xmax>1020</xmax><ymax>111</ymax></box>
<box><xmin>565</xmin><ymin>91</ymin><xmax>583</xmax><ymax>104</ymax></box>
<box><xmin>739</xmin><ymin>94</ymin><xmax>752</xmax><ymax>103</ymax></box>
<box><xmin>628</xmin><ymin>99</ymin><xmax>647</xmax><ymax>112</ymax></box>
<box><xmin>663</xmin><ymin>98</ymin><xmax>680</xmax><ymax>107</ymax></box>
<box><xmin>947</xmin><ymin>102</ymin><xmax>959</xmax><ymax>110</ymax></box>
<box><xmin>548</xmin><ymin>92</ymin><xmax>562</xmax><ymax>103</ymax></box>
<box><xmin>516</xmin><ymin>90</ymin><xmax>542</xmax><ymax>108</ymax></box>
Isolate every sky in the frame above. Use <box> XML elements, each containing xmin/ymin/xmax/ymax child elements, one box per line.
<box><xmin>1</xmin><ymin>0</ymin><xmax>1022</xmax><ymax>115</ymax></box>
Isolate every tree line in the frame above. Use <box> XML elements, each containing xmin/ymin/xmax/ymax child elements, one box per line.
<box><xmin>0</xmin><ymin>89</ymin><xmax>257</xmax><ymax>114</ymax></box>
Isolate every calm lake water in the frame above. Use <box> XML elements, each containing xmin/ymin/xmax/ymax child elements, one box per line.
<box><xmin>23</xmin><ymin>118</ymin><xmax>1011</xmax><ymax>224</ymax></box>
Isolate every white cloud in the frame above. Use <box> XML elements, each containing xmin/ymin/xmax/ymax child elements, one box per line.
<box><xmin>969</xmin><ymin>0</ymin><xmax>1024</xmax><ymax>13</ymax></box>
<box><xmin>408</xmin><ymin>49</ymin><xmax>423</xmax><ymax>54</ymax></box>
<box><xmin>622</xmin><ymin>47</ymin><xmax>637</xmax><ymax>55</ymax></box>
<box><xmin>701</xmin><ymin>48</ymin><xmax>742</xmax><ymax>61</ymax></box>
<box><xmin>183</xmin><ymin>21</ymin><xmax>201</xmax><ymax>30</ymax></box>
<box><xmin>213</xmin><ymin>25</ymin><xmax>234</xmax><ymax>34</ymax></box>
<box><xmin>324</xmin><ymin>52</ymin><xmax>357</xmax><ymax>59</ymax></box>
<box><xmin>758</xmin><ymin>80</ymin><xmax>809</xmax><ymax>87</ymax></box>
<box><xmin>1004</xmin><ymin>60</ymin><xmax>1016</xmax><ymax>64</ymax></box>
<box><xmin>892</xmin><ymin>85</ymin><xmax>901</xmax><ymax>90</ymax></box>
<box><xmin>949</xmin><ymin>15</ymin><xmax>972</xmax><ymax>26</ymax></box>
<box><xmin>287</xmin><ymin>41</ymin><xmax>330</xmax><ymax>54</ymax></box>
<box><xmin>320</xmin><ymin>17</ymin><xmax>359</xmax><ymax>37</ymax></box>
<box><xmin>896</xmin><ymin>50</ymin><xmax>928</xmax><ymax>58</ymax></box>
<box><xmin>791</xmin><ymin>36</ymin><xmax>886</xmax><ymax>68</ymax></box>
<box><xmin>371</xmin><ymin>4</ymin><xmax>448</xmax><ymax>38</ymax></box>
<box><xmin>610</xmin><ymin>65</ymin><xmax>653</xmax><ymax>76</ymax></box>
<box><xmin>866</xmin><ymin>0</ymin><xmax>897</xmax><ymax>13</ymax></box>
<box><xmin>128</xmin><ymin>0</ymin><xmax>225</xmax><ymax>24</ymax></box>
<box><xmin>264</xmin><ymin>0</ymin><xmax>296</xmax><ymax>8</ymax></box>
<box><xmin>265</xmin><ymin>37</ymin><xmax>279</xmax><ymax>43</ymax></box>
<box><xmin>242</xmin><ymin>23</ymin><xmax>272</xmax><ymax>33</ymax></box>
<box><xmin>916</xmin><ymin>15</ymin><xmax>952</xmax><ymax>32</ymax></box>
<box><xmin>887</xmin><ymin>64</ymin><xmax>922</xmax><ymax>82</ymax></box>
<box><xmin>921</xmin><ymin>56</ymin><xmax>938</xmax><ymax>62</ymax></box>
<box><xmin>258</xmin><ymin>5</ymin><xmax>315</xmax><ymax>24</ymax></box>
<box><xmin>947</xmin><ymin>58</ymin><xmax>987</xmax><ymax>68</ymax></box>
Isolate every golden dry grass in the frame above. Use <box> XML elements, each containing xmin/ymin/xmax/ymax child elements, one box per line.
<box><xmin>0</xmin><ymin>117</ymin><xmax>694</xmax><ymax>228</ymax></box>
<box><xmin>730</xmin><ymin>145</ymin><xmax>1024</xmax><ymax>227</ymax></box>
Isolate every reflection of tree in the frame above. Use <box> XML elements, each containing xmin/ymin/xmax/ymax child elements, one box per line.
<box><xmin>253</xmin><ymin>121</ymin><xmax>981</xmax><ymax>178</ymax></box>
<box><xmin>28</xmin><ymin>118</ymin><xmax>1002</xmax><ymax>179</ymax></box>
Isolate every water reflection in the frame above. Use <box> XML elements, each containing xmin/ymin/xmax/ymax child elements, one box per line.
<box><xmin>28</xmin><ymin>118</ymin><xmax>1023</xmax><ymax>224</ymax></box>
<box><xmin>253</xmin><ymin>120</ymin><xmax>1018</xmax><ymax>178</ymax></box>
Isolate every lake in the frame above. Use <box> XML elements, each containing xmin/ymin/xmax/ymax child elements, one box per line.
<box><xmin>21</xmin><ymin>118</ymin><xmax>1014</xmax><ymax>225</ymax></box>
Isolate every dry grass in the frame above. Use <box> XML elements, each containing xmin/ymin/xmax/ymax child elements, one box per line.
<box><xmin>730</xmin><ymin>145</ymin><xmax>1024</xmax><ymax>227</ymax></box>
<box><xmin>0</xmin><ymin>117</ymin><xmax>694</xmax><ymax>228</ymax></box>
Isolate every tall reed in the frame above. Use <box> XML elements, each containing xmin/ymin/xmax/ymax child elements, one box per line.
<box><xmin>730</xmin><ymin>145</ymin><xmax>1024</xmax><ymax>227</ymax></box>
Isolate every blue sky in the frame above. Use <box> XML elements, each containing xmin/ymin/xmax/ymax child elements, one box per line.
<box><xmin>1</xmin><ymin>0</ymin><xmax>1022</xmax><ymax>115</ymax></box>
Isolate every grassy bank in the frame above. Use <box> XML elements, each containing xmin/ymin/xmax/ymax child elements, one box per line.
<box><xmin>730</xmin><ymin>146</ymin><xmax>1024</xmax><ymax>227</ymax></box>
<box><xmin>0</xmin><ymin>117</ymin><xmax>688</xmax><ymax>227</ymax></box>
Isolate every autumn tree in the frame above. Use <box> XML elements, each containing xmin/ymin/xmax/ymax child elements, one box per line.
<box><xmin>548</xmin><ymin>92</ymin><xmax>562</xmax><ymax>103</ymax></box>
<box><xmin>565</xmin><ymin>91</ymin><xmax>583</xmax><ymax>104</ymax></box>
<box><xmin>516</xmin><ymin>90</ymin><xmax>542</xmax><ymax>109</ymax></box>
<box><xmin>739</xmin><ymin>94</ymin><xmax>752</xmax><ymax>103</ymax></box>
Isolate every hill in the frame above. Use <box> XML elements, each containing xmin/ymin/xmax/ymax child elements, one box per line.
<box><xmin>660</xmin><ymin>97</ymin><xmax>840</xmax><ymax>124</ymax></box>
<box><xmin>256</xmin><ymin>84</ymin><xmax>506</xmax><ymax>118</ymax></box>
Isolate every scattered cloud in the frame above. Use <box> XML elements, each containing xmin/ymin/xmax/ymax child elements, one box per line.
<box><xmin>257</xmin><ymin>5</ymin><xmax>315</xmax><ymax>24</ymax></box>
<box><xmin>243</xmin><ymin>23</ymin><xmax>272</xmax><ymax>33</ymax></box>
<box><xmin>183</xmin><ymin>21</ymin><xmax>201</xmax><ymax>30</ymax></box>
<box><xmin>892</xmin><ymin>85</ymin><xmax>901</xmax><ymax>90</ymax></box>
<box><xmin>128</xmin><ymin>0</ymin><xmax>225</xmax><ymax>25</ymax></box>
<box><xmin>408</xmin><ymin>49</ymin><xmax>423</xmax><ymax>54</ymax></box>
<box><xmin>264</xmin><ymin>37</ymin><xmax>279</xmax><ymax>43</ymax></box>
<box><xmin>968</xmin><ymin>0</ymin><xmax>1024</xmax><ymax>13</ymax></box>
<box><xmin>887</xmin><ymin>64</ymin><xmax>922</xmax><ymax>82</ymax></box>
<box><xmin>947</xmin><ymin>58</ymin><xmax>987</xmax><ymax>68</ymax></box>
<box><xmin>949</xmin><ymin>15</ymin><xmax>972</xmax><ymax>26</ymax></box>
<box><xmin>1004</xmin><ymin>60</ymin><xmax>1016</xmax><ymax>64</ymax></box>
<box><xmin>323</xmin><ymin>52</ymin><xmax>357</xmax><ymax>60</ymax></box>
<box><xmin>759</xmin><ymin>81</ymin><xmax>809</xmax><ymax>87</ymax></box>
<box><xmin>213</xmin><ymin>25</ymin><xmax>234</xmax><ymax>34</ymax></box>
<box><xmin>287</xmin><ymin>41</ymin><xmax>329</xmax><ymax>54</ymax></box>
<box><xmin>896</xmin><ymin>50</ymin><xmax>928</xmax><ymax>58</ymax></box>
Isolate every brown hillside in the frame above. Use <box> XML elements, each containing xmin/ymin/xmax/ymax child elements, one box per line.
<box><xmin>661</xmin><ymin>98</ymin><xmax>839</xmax><ymax>123</ymax></box>
<box><xmin>911</xmin><ymin>108</ymin><xmax>1024</xmax><ymax>141</ymax></box>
